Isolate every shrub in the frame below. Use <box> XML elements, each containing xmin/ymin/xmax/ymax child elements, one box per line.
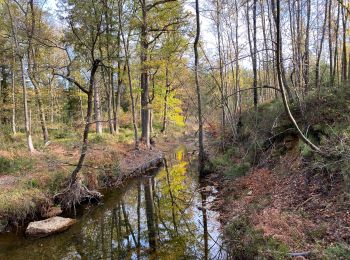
<box><xmin>311</xmin><ymin>132</ymin><xmax>350</xmax><ymax>191</ymax></box>
<box><xmin>224</xmin><ymin>162</ymin><xmax>250</xmax><ymax>179</ymax></box>
<box><xmin>325</xmin><ymin>243</ymin><xmax>350</xmax><ymax>260</ymax></box>
<box><xmin>212</xmin><ymin>147</ymin><xmax>239</xmax><ymax>168</ymax></box>
<box><xmin>225</xmin><ymin>216</ymin><xmax>289</xmax><ymax>259</ymax></box>
<box><xmin>48</xmin><ymin>172</ymin><xmax>67</xmax><ymax>194</ymax></box>
<box><xmin>0</xmin><ymin>156</ymin><xmax>34</xmax><ymax>175</ymax></box>
<box><xmin>25</xmin><ymin>178</ymin><xmax>40</xmax><ymax>188</ymax></box>
<box><xmin>91</xmin><ymin>134</ymin><xmax>105</xmax><ymax>144</ymax></box>
<box><xmin>118</xmin><ymin>128</ymin><xmax>134</xmax><ymax>143</ymax></box>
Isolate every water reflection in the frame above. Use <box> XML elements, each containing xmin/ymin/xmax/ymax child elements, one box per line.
<box><xmin>0</xmin><ymin>146</ymin><xmax>225</xmax><ymax>259</ymax></box>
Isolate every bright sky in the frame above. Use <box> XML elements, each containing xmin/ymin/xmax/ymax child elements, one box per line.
<box><xmin>41</xmin><ymin>0</ymin><xmax>217</xmax><ymax>48</ymax></box>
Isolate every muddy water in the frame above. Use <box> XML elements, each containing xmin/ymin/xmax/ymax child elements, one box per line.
<box><xmin>0</xmin><ymin>146</ymin><xmax>226</xmax><ymax>259</ymax></box>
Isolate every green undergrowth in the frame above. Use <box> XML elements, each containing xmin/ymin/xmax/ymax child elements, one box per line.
<box><xmin>324</xmin><ymin>243</ymin><xmax>350</xmax><ymax>259</ymax></box>
<box><xmin>117</xmin><ymin>126</ymin><xmax>136</xmax><ymax>143</ymax></box>
<box><xmin>212</xmin><ymin>147</ymin><xmax>251</xmax><ymax>179</ymax></box>
<box><xmin>225</xmin><ymin>216</ymin><xmax>289</xmax><ymax>259</ymax></box>
<box><xmin>216</xmin><ymin>85</ymin><xmax>350</xmax><ymax>258</ymax></box>
<box><xmin>0</xmin><ymin>156</ymin><xmax>35</xmax><ymax>176</ymax></box>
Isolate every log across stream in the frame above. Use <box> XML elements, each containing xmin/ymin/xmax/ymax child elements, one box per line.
<box><xmin>0</xmin><ymin>145</ymin><xmax>226</xmax><ymax>259</ymax></box>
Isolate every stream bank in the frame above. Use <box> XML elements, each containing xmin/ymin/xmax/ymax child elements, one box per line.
<box><xmin>0</xmin><ymin>145</ymin><xmax>226</xmax><ymax>259</ymax></box>
<box><xmin>0</xmin><ymin>134</ymin><xmax>168</xmax><ymax>234</ymax></box>
<box><xmin>207</xmin><ymin>88</ymin><xmax>350</xmax><ymax>259</ymax></box>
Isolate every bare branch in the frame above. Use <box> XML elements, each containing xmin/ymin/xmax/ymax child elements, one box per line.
<box><xmin>54</xmin><ymin>73</ymin><xmax>89</xmax><ymax>94</ymax></box>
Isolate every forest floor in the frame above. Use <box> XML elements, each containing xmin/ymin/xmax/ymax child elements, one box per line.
<box><xmin>0</xmin><ymin>125</ymin><xmax>191</xmax><ymax>232</ymax></box>
<box><xmin>207</xmin><ymin>87</ymin><xmax>350</xmax><ymax>259</ymax></box>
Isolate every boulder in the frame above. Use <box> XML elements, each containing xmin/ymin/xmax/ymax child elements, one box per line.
<box><xmin>25</xmin><ymin>216</ymin><xmax>76</xmax><ymax>238</ymax></box>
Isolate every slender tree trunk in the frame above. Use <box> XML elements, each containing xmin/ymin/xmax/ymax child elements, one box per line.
<box><xmin>11</xmin><ymin>47</ymin><xmax>16</xmax><ymax>135</ymax></box>
<box><xmin>215</xmin><ymin>0</ymin><xmax>226</xmax><ymax>149</ymax></box>
<box><xmin>69</xmin><ymin>60</ymin><xmax>100</xmax><ymax>184</ymax></box>
<box><xmin>261</xmin><ymin>0</ymin><xmax>271</xmax><ymax>92</ymax></box>
<box><xmin>50</xmin><ymin>84</ymin><xmax>55</xmax><ymax>124</ymax></box>
<box><xmin>140</xmin><ymin>0</ymin><xmax>150</xmax><ymax>148</ymax></box>
<box><xmin>234</xmin><ymin>0</ymin><xmax>241</xmax><ymax>116</ymax></box>
<box><xmin>329</xmin><ymin>0</ymin><xmax>334</xmax><ymax>85</ymax></box>
<box><xmin>246</xmin><ymin>1</ymin><xmax>258</xmax><ymax>108</ymax></box>
<box><xmin>342</xmin><ymin>6</ymin><xmax>348</xmax><ymax>82</ymax></box>
<box><xmin>94</xmin><ymin>80</ymin><xmax>103</xmax><ymax>134</ymax></box>
<box><xmin>27</xmin><ymin>0</ymin><xmax>49</xmax><ymax>144</ymax></box>
<box><xmin>119</xmin><ymin>1</ymin><xmax>139</xmax><ymax>149</ymax></box>
<box><xmin>6</xmin><ymin>1</ymin><xmax>36</xmax><ymax>152</ymax></box>
<box><xmin>33</xmin><ymin>84</ymin><xmax>49</xmax><ymax>143</ymax></box>
<box><xmin>125</xmin><ymin>54</ymin><xmax>139</xmax><ymax>150</ymax></box>
<box><xmin>194</xmin><ymin>0</ymin><xmax>206</xmax><ymax>175</ymax></box>
<box><xmin>253</xmin><ymin>0</ymin><xmax>258</xmax><ymax>108</ymax></box>
<box><xmin>114</xmin><ymin>25</ymin><xmax>124</xmax><ymax>135</ymax></box>
<box><xmin>304</xmin><ymin>0</ymin><xmax>311</xmax><ymax>93</ymax></box>
<box><xmin>20</xmin><ymin>59</ymin><xmax>36</xmax><ymax>153</ymax></box>
<box><xmin>161</xmin><ymin>64</ymin><xmax>170</xmax><ymax>133</ymax></box>
<box><xmin>316</xmin><ymin>0</ymin><xmax>328</xmax><ymax>92</ymax></box>
<box><xmin>273</xmin><ymin>0</ymin><xmax>320</xmax><ymax>153</ymax></box>
<box><xmin>1</xmin><ymin>65</ymin><xmax>10</xmax><ymax>125</ymax></box>
<box><xmin>332</xmin><ymin>4</ymin><xmax>341</xmax><ymax>85</ymax></box>
<box><xmin>78</xmin><ymin>89</ymin><xmax>84</xmax><ymax>122</ymax></box>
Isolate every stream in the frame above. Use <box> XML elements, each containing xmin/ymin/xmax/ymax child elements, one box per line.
<box><xmin>0</xmin><ymin>145</ymin><xmax>226</xmax><ymax>259</ymax></box>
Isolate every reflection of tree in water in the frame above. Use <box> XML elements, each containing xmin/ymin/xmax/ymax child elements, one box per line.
<box><xmin>60</xmin><ymin>146</ymin><xmax>221</xmax><ymax>259</ymax></box>
<box><xmin>0</xmin><ymin>146</ymin><xmax>226</xmax><ymax>259</ymax></box>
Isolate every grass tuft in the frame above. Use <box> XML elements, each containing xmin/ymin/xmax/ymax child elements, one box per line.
<box><xmin>225</xmin><ymin>216</ymin><xmax>289</xmax><ymax>260</ymax></box>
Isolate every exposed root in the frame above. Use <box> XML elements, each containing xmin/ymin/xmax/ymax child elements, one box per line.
<box><xmin>54</xmin><ymin>180</ymin><xmax>102</xmax><ymax>211</ymax></box>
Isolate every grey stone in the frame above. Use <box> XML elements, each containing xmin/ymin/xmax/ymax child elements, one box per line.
<box><xmin>26</xmin><ymin>216</ymin><xmax>76</xmax><ymax>238</ymax></box>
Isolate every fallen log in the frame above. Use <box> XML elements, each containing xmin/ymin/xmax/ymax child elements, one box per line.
<box><xmin>113</xmin><ymin>150</ymin><xmax>164</xmax><ymax>186</ymax></box>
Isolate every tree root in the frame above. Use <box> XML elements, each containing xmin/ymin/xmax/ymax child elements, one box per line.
<box><xmin>53</xmin><ymin>180</ymin><xmax>102</xmax><ymax>211</ymax></box>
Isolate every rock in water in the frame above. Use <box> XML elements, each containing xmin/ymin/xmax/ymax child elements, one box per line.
<box><xmin>26</xmin><ymin>216</ymin><xmax>76</xmax><ymax>238</ymax></box>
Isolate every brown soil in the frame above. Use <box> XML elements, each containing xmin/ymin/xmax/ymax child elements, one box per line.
<box><xmin>210</xmin><ymin>142</ymin><xmax>350</xmax><ymax>254</ymax></box>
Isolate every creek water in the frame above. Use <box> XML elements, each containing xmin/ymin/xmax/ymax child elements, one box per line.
<box><xmin>0</xmin><ymin>145</ymin><xmax>226</xmax><ymax>259</ymax></box>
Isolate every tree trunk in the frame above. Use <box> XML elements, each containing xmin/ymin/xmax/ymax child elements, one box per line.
<box><xmin>332</xmin><ymin>4</ymin><xmax>341</xmax><ymax>85</ymax></box>
<box><xmin>11</xmin><ymin>47</ymin><xmax>16</xmax><ymax>135</ymax></box>
<box><xmin>304</xmin><ymin>0</ymin><xmax>311</xmax><ymax>93</ymax></box>
<box><xmin>119</xmin><ymin>1</ymin><xmax>139</xmax><ymax>149</ymax></box>
<box><xmin>27</xmin><ymin>0</ymin><xmax>49</xmax><ymax>144</ymax></box>
<box><xmin>69</xmin><ymin>60</ymin><xmax>100</xmax><ymax>184</ymax></box>
<box><xmin>194</xmin><ymin>0</ymin><xmax>207</xmax><ymax>175</ymax></box>
<box><xmin>161</xmin><ymin>65</ymin><xmax>170</xmax><ymax>133</ymax></box>
<box><xmin>215</xmin><ymin>0</ymin><xmax>226</xmax><ymax>149</ymax></box>
<box><xmin>342</xmin><ymin>6</ymin><xmax>348</xmax><ymax>82</ymax></box>
<box><xmin>316</xmin><ymin>0</ymin><xmax>328</xmax><ymax>92</ymax></box>
<box><xmin>140</xmin><ymin>0</ymin><xmax>150</xmax><ymax>148</ymax></box>
<box><xmin>253</xmin><ymin>0</ymin><xmax>258</xmax><ymax>108</ymax></box>
<box><xmin>33</xmin><ymin>83</ymin><xmax>49</xmax><ymax>143</ymax></box>
<box><xmin>7</xmin><ymin>0</ymin><xmax>36</xmax><ymax>153</ymax></box>
<box><xmin>329</xmin><ymin>0</ymin><xmax>334</xmax><ymax>86</ymax></box>
<box><xmin>20</xmin><ymin>59</ymin><xmax>36</xmax><ymax>153</ymax></box>
<box><xmin>94</xmin><ymin>79</ymin><xmax>103</xmax><ymax>134</ymax></box>
<box><xmin>273</xmin><ymin>0</ymin><xmax>320</xmax><ymax>153</ymax></box>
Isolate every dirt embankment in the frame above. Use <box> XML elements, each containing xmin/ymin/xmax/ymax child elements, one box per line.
<box><xmin>0</xmin><ymin>138</ymin><xmax>166</xmax><ymax>232</ymax></box>
<box><xmin>209</xmin><ymin>133</ymin><xmax>350</xmax><ymax>258</ymax></box>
